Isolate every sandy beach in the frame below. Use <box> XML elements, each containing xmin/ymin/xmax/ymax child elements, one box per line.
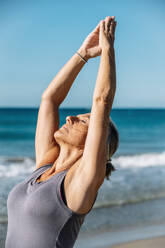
<box><xmin>74</xmin><ymin>221</ymin><xmax>165</xmax><ymax>248</ymax></box>
<box><xmin>111</xmin><ymin>235</ymin><xmax>165</xmax><ymax>248</ymax></box>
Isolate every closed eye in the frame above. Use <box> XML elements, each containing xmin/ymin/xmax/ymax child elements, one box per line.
<box><xmin>77</xmin><ymin>115</ymin><xmax>89</xmax><ymax>124</ymax></box>
<box><xmin>81</xmin><ymin>120</ymin><xmax>86</xmax><ymax>123</ymax></box>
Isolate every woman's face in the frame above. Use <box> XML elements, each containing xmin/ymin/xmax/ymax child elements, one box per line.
<box><xmin>54</xmin><ymin>113</ymin><xmax>90</xmax><ymax>148</ymax></box>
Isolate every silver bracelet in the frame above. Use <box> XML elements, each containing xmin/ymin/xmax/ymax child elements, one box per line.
<box><xmin>76</xmin><ymin>52</ymin><xmax>88</xmax><ymax>63</ymax></box>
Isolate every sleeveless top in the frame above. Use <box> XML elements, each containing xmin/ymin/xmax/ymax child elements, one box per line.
<box><xmin>5</xmin><ymin>164</ymin><xmax>98</xmax><ymax>248</ymax></box>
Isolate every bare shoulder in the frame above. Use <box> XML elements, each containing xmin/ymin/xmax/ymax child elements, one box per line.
<box><xmin>63</xmin><ymin>162</ymin><xmax>101</xmax><ymax>215</ymax></box>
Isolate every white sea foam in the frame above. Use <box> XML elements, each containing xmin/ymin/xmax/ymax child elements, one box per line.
<box><xmin>0</xmin><ymin>157</ymin><xmax>35</xmax><ymax>177</ymax></box>
<box><xmin>113</xmin><ymin>151</ymin><xmax>165</xmax><ymax>169</ymax></box>
<box><xmin>0</xmin><ymin>151</ymin><xmax>165</xmax><ymax>178</ymax></box>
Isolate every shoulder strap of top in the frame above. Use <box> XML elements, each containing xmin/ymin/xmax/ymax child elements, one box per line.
<box><xmin>34</xmin><ymin>163</ymin><xmax>53</xmax><ymax>173</ymax></box>
<box><xmin>25</xmin><ymin>164</ymin><xmax>53</xmax><ymax>183</ymax></box>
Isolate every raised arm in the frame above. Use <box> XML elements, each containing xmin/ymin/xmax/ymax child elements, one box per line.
<box><xmin>81</xmin><ymin>17</ymin><xmax>117</xmax><ymax>185</ymax></box>
<box><xmin>65</xmin><ymin>17</ymin><xmax>116</xmax><ymax>213</ymax></box>
<box><xmin>65</xmin><ymin>16</ymin><xmax>117</xmax><ymax>214</ymax></box>
<box><xmin>35</xmin><ymin>24</ymin><xmax>103</xmax><ymax>168</ymax></box>
<box><xmin>35</xmin><ymin>48</ymin><xmax>88</xmax><ymax>168</ymax></box>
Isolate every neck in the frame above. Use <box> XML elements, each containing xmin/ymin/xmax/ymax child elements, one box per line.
<box><xmin>52</xmin><ymin>143</ymin><xmax>83</xmax><ymax>172</ymax></box>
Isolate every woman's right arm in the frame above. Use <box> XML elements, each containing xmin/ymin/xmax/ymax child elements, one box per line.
<box><xmin>81</xmin><ymin>17</ymin><xmax>117</xmax><ymax>185</ymax></box>
<box><xmin>65</xmin><ymin>17</ymin><xmax>117</xmax><ymax>214</ymax></box>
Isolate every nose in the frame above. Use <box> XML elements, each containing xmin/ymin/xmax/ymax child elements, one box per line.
<box><xmin>66</xmin><ymin>116</ymin><xmax>78</xmax><ymax>125</ymax></box>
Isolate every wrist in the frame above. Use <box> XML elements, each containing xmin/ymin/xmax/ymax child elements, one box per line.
<box><xmin>102</xmin><ymin>46</ymin><xmax>114</xmax><ymax>56</ymax></box>
<box><xmin>77</xmin><ymin>47</ymin><xmax>90</xmax><ymax>61</ymax></box>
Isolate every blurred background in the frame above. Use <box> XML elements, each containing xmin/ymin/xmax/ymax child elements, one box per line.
<box><xmin>0</xmin><ymin>0</ymin><xmax>165</xmax><ymax>247</ymax></box>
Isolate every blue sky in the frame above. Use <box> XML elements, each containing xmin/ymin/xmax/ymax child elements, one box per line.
<box><xmin>0</xmin><ymin>0</ymin><xmax>165</xmax><ymax>108</ymax></box>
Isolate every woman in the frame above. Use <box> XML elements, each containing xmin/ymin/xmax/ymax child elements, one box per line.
<box><xmin>5</xmin><ymin>16</ymin><xmax>118</xmax><ymax>248</ymax></box>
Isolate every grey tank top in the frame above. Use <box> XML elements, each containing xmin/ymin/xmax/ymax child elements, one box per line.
<box><xmin>5</xmin><ymin>164</ymin><xmax>97</xmax><ymax>248</ymax></box>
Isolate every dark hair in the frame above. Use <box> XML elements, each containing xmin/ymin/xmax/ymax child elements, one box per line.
<box><xmin>105</xmin><ymin>119</ymin><xmax>119</xmax><ymax>180</ymax></box>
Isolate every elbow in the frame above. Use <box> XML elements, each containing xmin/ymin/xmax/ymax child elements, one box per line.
<box><xmin>41</xmin><ymin>90</ymin><xmax>51</xmax><ymax>100</ymax></box>
<box><xmin>93</xmin><ymin>95</ymin><xmax>110</xmax><ymax>104</ymax></box>
<box><xmin>93</xmin><ymin>89</ymin><xmax>116</xmax><ymax>106</ymax></box>
<box><xmin>41</xmin><ymin>91</ymin><xmax>56</xmax><ymax>103</ymax></box>
<box><xmin>93</xmin><ymin>94</ymin><xmax>113</xmax><ymax>106</ymax></box>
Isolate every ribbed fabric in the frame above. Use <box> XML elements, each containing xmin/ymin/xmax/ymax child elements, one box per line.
<box><xmin>5</xmin><ymin>164</ymin><xmax>97</xmax><ymax>248</ymax></box>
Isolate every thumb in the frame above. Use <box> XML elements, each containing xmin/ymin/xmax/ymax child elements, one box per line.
<box><xmin>91</xmin><ymin>21</ymin><xmax>101</xmax><ymax>34</ymax></box>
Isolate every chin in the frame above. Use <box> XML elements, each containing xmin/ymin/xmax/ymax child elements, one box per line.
<box><xmin>54</xmin><ymin>129</ymin><xmax>68</xmax><ymax>145</ymax></box>
<box><xmin>54</xmin><ymin>130</ymin><xmax>61</xmax><ymax>142</ymax></box>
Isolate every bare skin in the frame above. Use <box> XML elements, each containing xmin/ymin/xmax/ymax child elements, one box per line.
<box><xmin>35</xmin><ymin>16</ymin><xmax>117</xmax><ymax>214</ymax></box>
<box><xmin>36</xmin><ymin>113</ymin><xmax>90</xmax><ymax>181</ymax></box>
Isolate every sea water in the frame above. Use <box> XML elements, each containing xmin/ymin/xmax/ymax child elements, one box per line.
<box><xmin>0</xmin><ymin>108</ymin><xmax>165</xmax><ymax>233</ymax></box>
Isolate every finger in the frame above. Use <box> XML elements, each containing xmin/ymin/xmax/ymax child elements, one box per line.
<box><xmin>92</xmin><ymin>21</ymin><xmax>101</xmax><ymax>34</ymax></box>
<box><xmin>105</xmin><ymin>16</ymin><xmax>111</xmax><ymax>33</ymax></box>
<box><xmin>110</xmin><ymin>20</ymin><xmax>116</xmax><ymax>35</ymax></box>
<box><xmin>110</xmin><ymin>20</ymin><xmax>117</xmax><ymax>36</ymax></box>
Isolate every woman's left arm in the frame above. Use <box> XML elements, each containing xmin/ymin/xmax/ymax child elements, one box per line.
<box><xmin>35</xmin><ymin>48</ymin><xmax>88</xmax><ymax>168</ymax></box>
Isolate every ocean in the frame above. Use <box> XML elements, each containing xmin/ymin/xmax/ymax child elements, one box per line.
<box><xmin>0</xmin><ymin>108</ymin><xmax>165</xmax><ymax>247</ymax></box>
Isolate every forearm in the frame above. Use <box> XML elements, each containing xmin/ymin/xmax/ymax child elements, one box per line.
<box><xmin>93</xmin><ymin>47</ymin><xmax>116</xmax><ymax>109</ymax></box>
<box><xmin>42</xmin><ymin>47</ymin><xmax>89</xmax><ymax>105</ymax></box>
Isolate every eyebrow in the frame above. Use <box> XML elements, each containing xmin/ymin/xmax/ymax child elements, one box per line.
<box><xmin>77</xmin><ymin>116</ymin><xmax>89</xmax><ymax>123</ymax></box>
<box><xmin>77</xmin><ymin>115</ymin><xmax>90</xmax><ymax>119</ymax></box>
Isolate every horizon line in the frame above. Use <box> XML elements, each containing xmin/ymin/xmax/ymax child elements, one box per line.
<box><xmin>0</xmin><ymin>106</ymin><xmax>165</xmax><ymax>110</ymax></box>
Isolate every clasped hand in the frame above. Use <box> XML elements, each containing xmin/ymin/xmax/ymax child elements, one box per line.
<box><xmin>79</xmin><ymin>16</ymin><xmax>117</xmax><ymax>60</ymax></box>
